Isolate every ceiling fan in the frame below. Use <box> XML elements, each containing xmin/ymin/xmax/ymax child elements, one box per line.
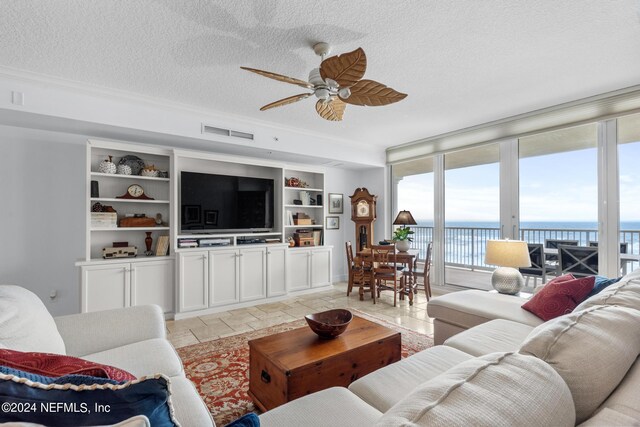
<box><xmin>240</xmin><ymin>42</ymin><xmax>407</xmax><ymax>121</ymax></box>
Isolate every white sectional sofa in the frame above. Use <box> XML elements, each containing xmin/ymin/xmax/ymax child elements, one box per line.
<box><xmin>0</xmin><ymin>285</ymin><xmax>214</xmax><ymax>427</ymax></box>
<box><xmin>258</xmin><ymin>270</ymin><xmax>640</xmax><ymax>426</ymax></box>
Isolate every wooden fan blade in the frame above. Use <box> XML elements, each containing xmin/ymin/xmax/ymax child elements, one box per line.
<box><xmin>320</xmin><ymin>47</ymin><xmax>367</xmax><ymax>87</ymax></box>
<box><xmin>343</xmin><ymin>79</ymin><xmax>407</xmax><ymax>106</ymax></box>
<box><xmin>260</xmin><ymin>93</ymin><xmax>312</xmax><ymax>111</ymax></box>
<box><xmin>241</xmin><ymin>66</ymin><xmax>314</xmax><ymax>89</ymax></box>
<box><xmin>315</xmin><ymin>98</ymin><xmax>346</xmax><ymax>121</ymax></box>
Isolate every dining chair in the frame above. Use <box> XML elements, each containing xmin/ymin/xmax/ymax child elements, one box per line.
<box><xmin>558</xmin><ymin>245</ymin><xmax>598</xmax><ymax>277</ymax></box>
<box><xmin>345</xmin><ymin>241</ymin><xmax>374</xmax><ymax>301</ymax></box>
<box><xmin>345</xmin><ymin>241</ymin><xmax>356</xmax><ymax>296</ymax></box>
<box><xmin>519</xmin><ymin>243</ymin><xmax>555</xmax><ymax>287</ymax></box>
<box><xmin>588</xmin><ymin>241</ymin><xmax>629</xmax><ymax>254</ymax></box>
<box><xmin>371</xmin><ymin>244</ymin><xmax>407</xmax><ymax>307</ymax></box>
<box><xmin>403</xmin><ymin>242</ymin><xmax>432</xmax><ymax>301</ymax></box>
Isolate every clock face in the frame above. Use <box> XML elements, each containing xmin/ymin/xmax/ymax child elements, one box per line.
<box><xmin>127</xmin><ymin>184</ymin><xmax>144</xmax><ymax>198</ymax></box>
<box><xmin>356</xmin><ymin>200</ymin><xmax>370</xmax><ymax>217</ymax></box>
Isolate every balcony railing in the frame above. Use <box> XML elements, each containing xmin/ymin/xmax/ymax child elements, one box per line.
<box><xmin>410</xmin><ymin>226</ymin><xmax>640</xmax><ymax>272</ymax></box>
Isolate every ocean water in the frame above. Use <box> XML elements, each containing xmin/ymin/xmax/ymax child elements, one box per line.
<box><xmin>407</xmin><ymin>221</ymin><xmax>640</xmax><ymax>267</ymax></box>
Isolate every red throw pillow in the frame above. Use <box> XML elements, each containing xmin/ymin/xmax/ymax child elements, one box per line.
<box><xmin>0</xmin><ymin>349</ymin><xmax>135</xmax><ymax>382</ymax></box>
<box><xmin>522</xmin><ymin>275</ymin><xmax>595</xmax><ymax>321</ymax></box>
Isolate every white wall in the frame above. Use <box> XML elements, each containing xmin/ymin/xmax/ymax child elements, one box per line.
<box><xmin>324</xmin><ymin>165</ymin><xmax>387</xmax><ymax>281</ymax></box>
<box><xmin>0</xmin><ymin>123</ymin><xmax>388</xmax><ymax>314</ymax></box>
<box><xmin>0</xmin><ymin>125</ymin><xmax>86</xmax><ymax>316</ymax></box>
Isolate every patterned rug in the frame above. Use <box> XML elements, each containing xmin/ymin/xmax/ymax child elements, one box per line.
<box><xmin>176</xmin><ymin>309</ymin><xmax>434</xmax><ymax>426</ymax></box>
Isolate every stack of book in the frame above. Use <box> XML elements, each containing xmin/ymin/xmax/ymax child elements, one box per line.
<box><xmin>91</xmin><ymin>212</ymin><xmax>117</xmax><ymax>229</ymax></box>
<box><xmin>178</xmin><ymin>239</ymin><xmax>198</xmax><ymax>248</ymax></box>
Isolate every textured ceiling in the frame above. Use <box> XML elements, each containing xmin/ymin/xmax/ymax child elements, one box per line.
<box><xmin>1</xmin><ymin>0</ymin><xmax>640</xmax><ymax>149</ymax></box>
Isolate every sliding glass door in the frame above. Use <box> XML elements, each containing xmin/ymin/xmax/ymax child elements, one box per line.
<box><xmin>617</xmin><ymin>113</ymin><xmax>640</xmax><ymax>273</ymax></box>
<box><xmin>392</xmin><ymin>157</ymin><xmax>434</xmax><ymax>260</ymax></box>
<box><xmin>444</xmin><ymin>144</ymin><xmax>500</xmax><ymax>289</ymax></box>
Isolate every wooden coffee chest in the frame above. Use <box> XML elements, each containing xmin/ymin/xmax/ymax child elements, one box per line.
<box><xmin>248</xmin><ymin>316</ymin><xmax>401</xmax><ymax>411</ymax></box>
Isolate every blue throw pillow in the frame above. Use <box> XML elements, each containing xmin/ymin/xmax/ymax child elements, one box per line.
<box><xmin>587</xmin><ymin>276</ymin><xmax>622</xmax><ymax>298</ymax></box>
<box><xmin>0</xmin><ymin>367</ymin><xmax>177</xmax><ymax>427</ymax></box>
<box><xmin>226</xmin><ymin>412</ymin><xmax>260</xmax><ymax>427</ymax></box>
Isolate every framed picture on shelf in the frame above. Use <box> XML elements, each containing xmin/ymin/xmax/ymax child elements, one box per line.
<box><xmin>326</xmin><ymin>216</ymin><xmax>340</xmax><ymax>230</ymax></box>
<box><xmin>328</xmin><ymin>193</ymin><xmax>343</xmax><ymax>214</ymax></box>
<box><xmin>204</xmin><ymin>210</ymin><xmax>218</xmax><ymax>225</ymax></box>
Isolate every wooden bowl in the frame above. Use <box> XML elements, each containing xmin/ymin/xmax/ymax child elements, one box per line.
<box><xmin>305</xmin><ymin>309</ymin><xmax>353</xmax><ymax>339</ymax></box>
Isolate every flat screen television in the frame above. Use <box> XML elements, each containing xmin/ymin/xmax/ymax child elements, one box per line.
<box><xmin>180</xmin><ymin>171</ymin><xmax>274</xmax><ymax>233</ymax></box>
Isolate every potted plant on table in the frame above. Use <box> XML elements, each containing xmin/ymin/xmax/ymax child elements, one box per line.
<box><xmin>393</xmin><ymin>227</ymin><xmax>414</xmax><ymax>252</ymax></box>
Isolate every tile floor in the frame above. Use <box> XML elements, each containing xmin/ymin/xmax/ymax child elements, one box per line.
<box><xmin>167</xmin><ymin>281</ymin><xmax>446</xmax><ymax>349</ymax></box>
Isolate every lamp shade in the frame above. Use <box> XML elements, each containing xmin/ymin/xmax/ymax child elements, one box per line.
<box><xmin>485</xmin><ymin>240</ymin><xmax>531</xmax><ymax>268</ymax></box>
<box><xmin>393</xmin><ymin>210</ymin><xmax>417</xmax><ymax>226</ymax></box>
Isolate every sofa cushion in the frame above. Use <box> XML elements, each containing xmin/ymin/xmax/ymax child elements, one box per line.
<box><xmin>575</xmin><ymin>278</ymin><xmax>640</xmax><ymax>312</ymax></box>
<box><xmin>0</xmin><ymin>348</ymin><xmax>135</xmax><ymax>381</ymax></box>
<box><xmin>0</xmin><ymin>370</ymin><xmax>178</xmax><ymax>426</ymax></box>
<box><xmin>376</xmin><ymin>352</ymin><xmax>575</xmax><ymax>427</ymax></box>
<box><xmin>443</xmin><ymin>319</ymin><xmax>534</xmax><ymax>356</ymax></box>
<box><xmin>578</xmin><ymin>408</ymin><xmax>640</xmax><ymax>427</ymax></box>
<box><xmin>348</xmin><ymin>345</ymin><xmax>472</xmax><ymax>412</ymax></box>
<box><xmin>595</xmin><ymin>356</ymin><xmax>640</xmax><ymax>421</ymax></box>
<box><xmin>0</xmin><ymin>285</ymin><xmax>65</xmax><ymax>354</ymax></box>
<box><xmin>427</xmin><ymin>289</ymin><xmax>543</xmax><ymax>329</ymax></box>
<box><xmin>82</xmin><ymin>338</ymin><xmax>183</xmax><ymax>378</ymax></box>
<box><xmin>521</xmin><ymin>275</ymin><xmax>594</xmax><ymax>321</ymax></box>
<box><xmin>167</xmin><ymin>376</ymin><xmax>215</xmax><ymax>427</ymax></box>
<box><xmin>259</xmin><ymin>387</ymin><xmax>381</xmax><ymax>427</ymax></box>
<box><xmin>519</xmin><ymin>305</ymin><xmax>640</xmax><ymax>423</ymax></box>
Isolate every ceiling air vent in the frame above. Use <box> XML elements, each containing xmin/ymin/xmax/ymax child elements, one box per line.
<box><xmin>202</xmin><ymin>124</ymin><xmax>254</xmax><ymax>140</ymax></box>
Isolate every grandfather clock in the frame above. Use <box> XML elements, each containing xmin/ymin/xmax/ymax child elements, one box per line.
<box><xmin>349</xmin><ymin>188</ymin><xmax>377</xmax><ymax>252</ymax></box>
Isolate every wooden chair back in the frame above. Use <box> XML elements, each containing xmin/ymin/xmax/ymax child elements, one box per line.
<box><xmin>370</xmin><ymin>244</ymin><xmax>397</xmax><ymax>276</ymax></box>
<box><xmin>545</xmin><ymin>239</ymin><xmax>579</xmax><ymax>249</ymax></box>
<box><xmin>345</xmin><ymin>241</ymin><xmax>355</xmax><ymax>268</ymax></box>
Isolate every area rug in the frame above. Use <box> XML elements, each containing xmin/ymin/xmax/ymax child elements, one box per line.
<box><xmin>176</xmin><ymin>309</ymin><xmax>434</xmax><ymax>426</ymax></box>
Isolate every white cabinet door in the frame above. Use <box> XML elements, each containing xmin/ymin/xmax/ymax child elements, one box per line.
<box><xmin>239</xmin><ymin>247</ymin><xmax>266</xmax><ymax>301</ymax></box>
<box><xmin>81</xmin><ymin>263</ymin><xmax>130</xmax><ymax>313</ymax></box>
<box><xmin>178</xmin><ymin>251</ymin><xmax>209</xmax><ymax>312</ymax></box>
<box><xmin>209</xmin><ymin>249</ymin><xmax>239</xmax><ymax>306</ymax></box>
<box><xmin>131</xmin><ymin>260</ymin><xmax>174</xmax><ymax>313</ymax></box>
<box><xmin>288</xmin><ymin>250</ymin><xmax>311</xmax><ymax>291</ymax></box>
<box><xmin>311</xmin><ymin>248</ymin><xmax>332</xmax><ymax>287</ymax></box>
<box><xmin>266</xmin><ymin>246</ymin><xmax>287</xmax><ymax>297</ymax></box>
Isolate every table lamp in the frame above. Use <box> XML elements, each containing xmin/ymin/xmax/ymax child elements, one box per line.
<box><xmin>485</xmin><ymin>240</ymin><xmax>531</xmax><ymax>294</ymax></box>
<box><xmin>393</xmin><ymin>210</ymin><xmax>417</xmax><ymax>228</ymax></box>
<box><xmin>393</xmin><ymin>210</ymin><xmax>417</xmax><ymax>252</ymax></box>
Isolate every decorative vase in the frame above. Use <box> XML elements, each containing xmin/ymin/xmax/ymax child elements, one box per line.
<box><xmin>395</xmin><ymin>240</ymin><xmax>410</xmax><ymax>252</ymax></box>
<box><xmin>98</xmin><ymin>155</ymin><xmax>117</xmax><ymax>174</ymax></box>
<box><xmin>117</xmin><ymin>164</ymin><xmax>132</xmax><ymax>175</ymax></box>
<box><xmin>145</xmin><ymin>232</ymin><xmax>153</xmax><ymax>255</ymax></box>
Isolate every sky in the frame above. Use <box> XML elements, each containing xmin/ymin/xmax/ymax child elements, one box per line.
<box><xmin>397</xmin><ymin>142</ymin><xmax>640</xmax><ymax>223</ymax></box>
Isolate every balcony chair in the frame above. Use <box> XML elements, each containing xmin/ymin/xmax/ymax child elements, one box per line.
<box><xmin>544</xmin><ymin>239</ymin><xmax>579</xmax><ymax>265</ymax></box>
<box><xmin>518</xmin><ymin>243</ymin><xmax>556</xmax><ymax>288</ymax></box>
<box><xmin>588</xmin><ymin>241</ymin><xmax>629</xmax><ymax>254</ymax></box>
<box><xmin>402</xmin><ymin>242</ymin><xmax>433</xmax><ymax>302</ymax></box>
<box><xmin>558</xmin><ymin>245</ymin><xmax>598</xmax><ymax>277</ymax></box>
<box><xmin>371</xmin><ymin>244</ymin><xmax>410</xmax><ymax>307</ymax></box>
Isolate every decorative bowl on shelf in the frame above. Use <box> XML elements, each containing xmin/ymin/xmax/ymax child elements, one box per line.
<box><xmin>305</xmin><ymin>309</ymin><xmax>353</xmax><ymax>339</ymax></box>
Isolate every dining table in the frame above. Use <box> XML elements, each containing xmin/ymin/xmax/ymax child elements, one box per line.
<box><xmin>356</xmin><ymin>247</ymin><xmax>420</xmax><ymax>303</ymax></box>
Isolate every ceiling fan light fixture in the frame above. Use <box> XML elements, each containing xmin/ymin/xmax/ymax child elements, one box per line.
<box><xmin>315</xmin><ymin>88</ymin><xmax>330</xmax><ymax>100</ymax></box>
<box><xmin>338</xmin><ymin>87</ymin><xmax>351</xmax><ymax>99</ymax></box>
<box><xmin>308</xmin><ymin>68</ymin><xmax>324</xmax><ymax>86</ymax></box>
